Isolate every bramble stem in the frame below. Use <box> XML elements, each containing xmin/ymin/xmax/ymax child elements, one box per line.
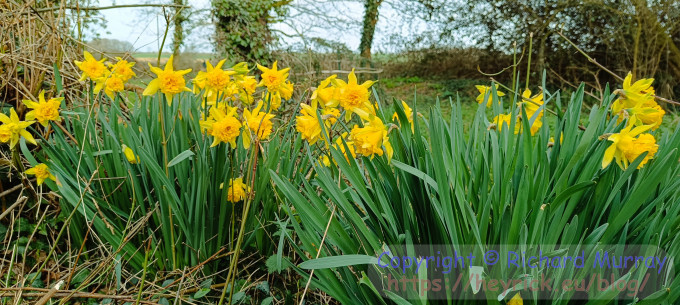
<box><xmin>554</xmin><ymin>30</ymin><xmax>680</xmax><ymax>106</ymax></box>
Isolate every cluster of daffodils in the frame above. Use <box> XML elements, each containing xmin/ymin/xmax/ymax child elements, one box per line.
<box><xmin>296</xmin><ymin>70</ymin><xmax>400</xmax><ymax>167</ymax></box>
<box><xmin>0</xmin><ymin>91</ymin><xmax>62</xmax><ymax>185</ymax></box>
<box><xmin>477</xmin><ymin>70</ymin><xmax>664</xmax><ymax>171</ymax></box>
<box><xmin>478</xmin><ymin>85</ymin><xmax>545</xmax><ymax>135</ymax></box>
<box><xmin>602</xmin><ymin>72</ymin><xmax>662</xmax><ymax>170</ymax></box>
<box><xmin>75</xmin><ymin>51</ymin><xmax>137</xmax><ymax>99</ymax></box>
<box><xmin>133</xmin><ymin>55</ymin><xmax>293</xmax><ymax>203</ymax></box>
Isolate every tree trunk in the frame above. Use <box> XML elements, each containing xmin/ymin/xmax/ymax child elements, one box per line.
<box><xmin>359</xmin><ymin>0</ymin><xmax>381</xmax><ymax>61</ymax></box>
<box><xmin>172</xmin><ymin>0</ymin><xmax>186</xmax><ymax>56</ymax></box>
<box><xmin>536</xmin><ymin>32</ymin><xmax>547</xmax><ymax>74</ymax></box>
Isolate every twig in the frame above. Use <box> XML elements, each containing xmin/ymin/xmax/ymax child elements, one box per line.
<box><xmin>298</xmin><ymin>205</ymin><xmax>336</xmax><ymax>305</ymax></box>
<box><xmin>0</xmin><ymin>184</ymin><xmax>23</xmax><ymax>198</ymax></box>
<box><xmin>0</xmin><ymin>196</ymin><xmax>27</xmax><ymax>221</ymax></box>
<box><xmin>35</xmin><ymin>280</ymin><xmax>64</xmax><ymax>305</ymax></box>
<box><xmin>0</xmin><ymin>4</ymin><xmax>190</xmax><ymax>17</ymax></box>
<box><xmin>555</xmin><ymin>30</ymin><xmax>680</xmax><ymax>106</ymax></box>
<box><xmin>0</xmin><ymin>288</ymin><xmax>159</xmax><ymax>305</ymax></box>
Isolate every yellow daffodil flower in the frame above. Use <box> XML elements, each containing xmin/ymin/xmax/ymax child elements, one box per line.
<box><xmin>242</xmin><ymin>102</ymin><xmax>276</xmax><ymax>148</ymax></box>
<box><xmin>22</xmin><ymin>90</ymin><xmax>62</xmax><ymax>126</ymax></box>
<box><xmin>236</xmin><ymin>75</ymin><xmax>258</xmax><ymax>104</ymax></box>
<box><xmin>624</xmin><ymin>133</ymin><xmax>658</xmax><ymax>169</ymax></box>
<box><xmin>257</xmin><ymin>61</ymin><xmax>290</xmax><ymax>92</ymax></box>
<box><xmin>602</xmin><ymin>122</ymin><xmax>657</xmax><ymax>169</ymax></box>
<box><xmin>491</xmin><ymin>113</ymin><xmax>515</xmax><ymax>133</ymax></box>
<box><xmin>0</xmin><ymin>108</ymin><xmax>36</xmax><ymax>148</ymax></box>
<box><xmin>349</xmin><ymin>113</ymin><xmax>393</xmax><ymax>161</ymax></box>
<box><xmin>518</xmin><ymin>89</ymin><xmax>544</xmax><ymax>135</ymax></box>
<box><xmin>143</xmin><ymin>55</ymin><xmax>192</xmax><ymax>105</ymax></box>
<box><xmin>193</xmin><ymin>59</ymin><xmax>236</xmax><ymax>103</ymax></box>
<box><xmin>611</xmin><ymin>72</ymin><xmax>664</xmax><ymax>130</ymax></box>
<box><xmin>392</xmin><ymin>101</ymin><xmax>414</xmax><ymax>131</ymax></box>
<box><xmin>25</xmin><ymin>163</ymin><xmax>56</xmax><ymax>186</ymax></box>
<box><xmin>322</xmin><ymin>133</ymin><xmax>357</xmax><ymax>167</ymax></box>
<box><xmin>226</xmin><ymin>177</ymin><xmax>250</xmax><ymax>203</ymax></box>
<box><xmin>519</xmin><ymin>89</ymin><xmax>544</xmax><ymax>118</ymax></box>
<box><xmin>95</xmin><ymin>73</ymin><xmax>127</xmax><ymax>100</ymax></box>
<box><xmin>74</xmin><ymin>51</ymin><xmax>108</xmax><ymax>81</ymax></box>
<box><xmin>122</xmin><ymin>144</ymin><xmax>140</xmax><ymax>164</ymax></box>
<box><xmin>322</xmin><ymin>107</ymin><xmax>340</xmax><ymax>125</ymax></box>
<box><xmin>508</xmin><ymin>293</ymin><xmax>523</xmax><ymax>305</ymax></box>
<box><xmin>200</xmin><ymin>106</ymin><xmax>242</xmax><ymax>147</ymax></box>
<box><xmin>108</xmin><ymin>57</ymin><xmax>136</xmax><ymax>81</ymax></box>
<box><xmin>296</xmin><ymin>103</ymin><xmax>325</xmax><ymax>145</ymax></box>
<box><xmin>263</xmin><ymin>91</ymin><xmax>283</xmax><ymax>110</ymax></box>
<box><xmin>333</xmin><ymin>69</ymin><xmax>376</xmax><ymax>121</ymax></box>
<box><xmin>311</xmin><ymin>75</ymin><xmax>338</xmax><ymax>108</ymax></box>
<box><xmin>475</xmin><ymin>84</ymin><xmax>505</xmax><ymax>107</ymax></box>
<box><xmin>231</xmin><ymin>62</ymin><xmax>250</xmax><ymax>75</ymax></box>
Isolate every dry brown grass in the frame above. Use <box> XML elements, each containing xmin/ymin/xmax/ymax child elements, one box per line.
<box><xmin>0</xmin><ymin>1</ymin><xmax>153</xmax><ymax>109</ymax></box>
<box><xmin>1</xmin><ymin>1</ymin><xmax>81</xmax><ymax>108</ymax></box>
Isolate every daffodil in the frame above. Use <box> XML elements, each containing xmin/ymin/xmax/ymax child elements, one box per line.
<box><xmin>475</xmin><ymin>84</ymin><xmax>505</xmax><ymax>107</ymax></box>
<box><xmin>333</xmin><ymin>69</ymin><xmax>375</xmax><ymax>121</ymax></box>
<box><xmin>25</xmin><ymin>163</ymin><xmax>56</xmax><ymax>186</ymax></box>
<box><xmin>518</xmin><ymin>89</ymin><xmax>544</xmax><ymax>135</ymax></box>
<box><xmin>226</xmin><ymin>177</ymin><xmax>250</xmax><ymax>203</ymax></box>
<box><xmin>143</xmin><ymin>55</ymin><xmax>192</xmax><ymax>105</ymax></box>
<box><xmin>0</xmin><ymin>108</ymin><xmax>36</xmax><ymax>148</ymax></box>
<box><xmin>296</xmin><ymin>103</ymin><xmax>325</xmax><ymax>145</ymax></box>
<box><xmin>491</xmin><ymin>113</ymin><xmax>515</xmax><ymax>133</ymax></box>
<box><xmin>95</xmin><ymin>73</ymin><xmax>126</xmax><ymax>100</ymax></box>
<box><xmin>257</xmin><ymin>61</ymin><xmax>290</xmax><ymax>93</ymax></box>
<box><xmin>508</xmin><ymin>293</ymin><xmax>523</xmax><ymax>305</ymax></box>
<box><xmin>231</xmin><ymin>62</ymin><xmax>249</xmax><ymax>75</ymax></box>
<box><xmin>262</xmin><ymin>91</ymin><xmax>282</xmax><ymax>110</ymax></box>
<box><xmin>22</xmin><ymin>91</ymin><xmax>62</xmax><ymax>126</ymax></box>
<box><xmin>619</xmin><ymin>72</ymin><xmax>655</xmax><ymax>103</ymax></box>
<box><xmin>349</xmin><ymin>113</ymin><xmax>393</xmax><ymax>160</ymax></box>
<box><xmin>311</xmin><ymin>75</ymin><xmax>338</xmax><ymax>108</ymax></box>
<box><xmin>519</xmin><ymin>89</ymin><xmax>544</xmax><ymax>118</ymax></box>
<box><xmin>200</xmin><ymin>106</ymin><xmax>242</xmax><ymax>147</ymax></box>
<box><xmin>122</xmin><ymin>144</ymin><xmax>140</xmax><ymax>164</ymax></box>
<box><xmin>548</xmin><ymin>133</ymin><xmax>564</xmax><ymax>147</ymax></box>
<box><xmin>236</xmin><ymin>75</ymin><xmax>258</xmax><ymax>104</ymax></box>
<box><xmin>624</xmin><ymin>133</ymin><xmax>658</xmax><ymax>169</ymax></box>
<box><xmin>602</xmin><ymin>122</ymin><xmax>656</xmax><ymax>169</ymax></box>
<box><xmin>322</xmin><ymin>107</ymin><xmax>340</xmax><ymax>125</ymax></box>
<box><xmin>74</xmin><ymin>51</ymin><xmax>108</xmax><ymax>81</ymax></box>
<box><xmin>322</xmin><ymin>134</ymin><xmax>356</xmax><ymax>166</ymax></box>
<box><xmin>108</xmin><ymin>57</ymin><xmax>136</xmax><ymax>81</ymax></box>
<box><xmin>611</xmin><ymin>72</ymin><xmax>664</xmax><ymax>130</ymax></box>
<box><xmin>628</xmin><ymin>102</ymin><xmax>665</xmax><ymax>130</ymax></box>
<box><xmin>193</xmin><ymin>59</ymin><xmax>236</xmax><ymax>103</ymax></box>
<box><xmin>392</xmin><ymin>101</ymin><xmax>414</xmax><ymax>131</ymax></box>
<box><xmin>242</xmin><ymin>102</ymin><xmax>276</xmax><ymax>148</ymax></box>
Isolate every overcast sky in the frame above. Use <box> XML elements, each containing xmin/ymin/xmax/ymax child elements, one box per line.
<box><xmin>91</xmin><ymin>0</ymin><xmax>430</xmax><ymax>54</ymax></box>
<box><xmin>95</xmin><ymin>0</ymin><xmax>364</xmax><ymax>53</ymax></box>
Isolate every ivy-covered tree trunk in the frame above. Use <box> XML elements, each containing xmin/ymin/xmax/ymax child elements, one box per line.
<box><xmin>172</xmin><ymin>0</ymin><xmax>187</xmax><ymax>56</ymax></box>
<box><xmin>359</xmin><ymin>0</ymin><xmax>382</xmax><ymax>60</ymax></box>
<box><xmin>212</xmin><ymin>0</ymin><xmax>290</xmax><ymax>64</ymax></box>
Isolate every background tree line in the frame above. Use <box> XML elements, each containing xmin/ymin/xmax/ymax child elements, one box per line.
<box><xmin>190</xmin><ymin>0</ymin><xmax>678</xmax><ymax>98</ymax></box>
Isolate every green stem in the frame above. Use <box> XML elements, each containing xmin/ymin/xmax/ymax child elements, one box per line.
<box><xmin>160</xmin><ymin>95</ymin><xmax>169</xmax><ymax>176</ymax></box>
<box><xmin>218</xmin><ymin>141</ymin><xmax>260</xmax><ymax>305</ymax></box>
<box><xmin>135</xmin><ymin>240</ymin><xmax>151</xmax><ymax>305</ymax></box>
<box><xmin>525</xmin><ymin>32</ymin><xmax>533</xmax><ymax>90</ymax></box>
